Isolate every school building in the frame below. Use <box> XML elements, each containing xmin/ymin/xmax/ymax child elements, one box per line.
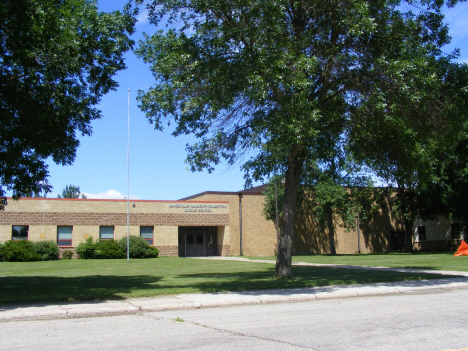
<box><xmin>0</xmin><ymin>185</ymin><xmax>463</xmax><ymax>256</ymax></box>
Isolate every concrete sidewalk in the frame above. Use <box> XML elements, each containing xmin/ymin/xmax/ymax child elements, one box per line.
<box><xmin>2</xmin><ymin>258</ymin><xmax>468</xmax><ymax>323</ymax></box>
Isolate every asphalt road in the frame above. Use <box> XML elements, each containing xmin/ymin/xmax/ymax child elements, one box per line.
<box><xmin>1</xmin><ymin>289</ymin><xmax>467</xmax><ymax>351</ymax></box>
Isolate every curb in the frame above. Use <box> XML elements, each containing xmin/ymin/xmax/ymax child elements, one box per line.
<box><xmin>1</xmin><ymin>277</ymin><xmax>468</xmax><ymax>323</ymax></box>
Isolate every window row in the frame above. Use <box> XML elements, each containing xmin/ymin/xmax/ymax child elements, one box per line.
<box><xmin>11</xmin><ymin>225</ymin><xmax>155</xmax><ymax>246</ymax></box>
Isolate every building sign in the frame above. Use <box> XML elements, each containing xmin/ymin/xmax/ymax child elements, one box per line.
<box><xmin>168</xmin><ymin>204</ymin><xmax>228</xmax><ymax>213</ymax></box>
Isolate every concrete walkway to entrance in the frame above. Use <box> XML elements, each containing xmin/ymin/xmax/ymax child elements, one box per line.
<box><xmin>1</xmin><ymin>257</ymin><xmax>467</xmax><ymax>323</ymax></box>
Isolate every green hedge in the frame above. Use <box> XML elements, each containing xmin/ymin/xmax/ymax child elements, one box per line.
<box><xmin>76</xmin><ymin>236</ymin><xmax>158</xmax><ymax>259</ymax></box>
<box><xmin>0</xmin><ymin>240</ymin><xmax>60</xmax><ymax>262</ymax></box>
<box><xmin>33</xmin><ymin>240</ymin><xmax>59</xmax><ymax>260</ymax></box>
<box><xmin>76</xmin><ymin>237</ymin><xmax>96</xmax><ymax>259</ymax></box>
<box><xmin>118</xmin><ymin>235</ymin><xmax>159</xmax><ymax>258</ymax></box>
<box><xmin>61</xmin><ymin>250</ymin><xmax>74</xmax><ymax>260</ymax></box>
<box><xmin>0</xmin><ymin>236</ymin><xmax>160</xmax><ymax>261</ymax></box>
<box><xmin>94</xmin><ymin>240</ymin><xmax>126</xmax><ymax>259</ymax></box>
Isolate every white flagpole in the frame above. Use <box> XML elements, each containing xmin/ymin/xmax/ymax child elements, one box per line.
<box><xmin>127</xmin><ymin>89</ymin><xmax>130</xmax><ymax>262</ymax></box>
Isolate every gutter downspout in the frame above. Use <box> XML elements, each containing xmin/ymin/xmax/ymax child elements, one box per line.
<box><xmin>238</xmin><ymin>193</ymin><xmax>243</xmax><ymax>256</ymax></box>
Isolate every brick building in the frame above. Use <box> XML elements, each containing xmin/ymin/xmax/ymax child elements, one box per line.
<box><xmin>0</xmin><ymin>185</ymin><xmax>463</xmax><ymax>256</ymax></box>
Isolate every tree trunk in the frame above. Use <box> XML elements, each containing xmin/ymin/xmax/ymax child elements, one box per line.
<box><xmin>275</xmin><ymin>147</ymin><xmax>304</xmax><ymax>278</ymax></box>
<box><xmin>327</xmin><ymin>207</ymin><xmax>336</xmax><ymax>255</ymax></box>
<box><xmin>404</xmin><ymin>217</ymin><xmax>414</xmax><ymax>252</ymax></box>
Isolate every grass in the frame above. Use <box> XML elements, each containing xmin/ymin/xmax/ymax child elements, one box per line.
<box><xmin>0</xmin><ymin>256</ymin><xmax>455</xmax><ymax>305</ymax></box>
<box><xmin>247</xmin><ymin>252</ymin><xmax>468</xmax><ymax>272</ymax></box>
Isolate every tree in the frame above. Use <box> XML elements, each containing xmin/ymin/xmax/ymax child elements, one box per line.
<box><xmin>351</xmin><ymin>59</ymin><xmax>468</xmax><ymax>249</ymax></box>
<box><xmin>262</xmin><ymin>137</ymin><xmax>381</xmax><ymax>255</ymax></box>
<box><xmin>57</xmin><ymin>184</ymin><xmax>87</xmax><ymax>199</ymax></box>
<box><xmin>136</xmin><ymin>0</ymin><xmax>462</xmax><ymax>277</ymax></box>
<box><xmin>0</xmin><ymin>0</ymin><xmax>136</xmax><ymax>209</ymax></box>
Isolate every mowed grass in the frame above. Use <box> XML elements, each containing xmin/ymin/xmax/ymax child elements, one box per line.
<box><xmin>0</xmin><ymin>257</ymin><xmax>453</xmax><ymax>305</ymax></box>
<box><xmin>248</xmin><ymin>252</ymin><xmax>468</xmax><ymax>272</ymax></box>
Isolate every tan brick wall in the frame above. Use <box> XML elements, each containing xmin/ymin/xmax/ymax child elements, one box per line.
<box><xmin>0</xmin><ymin>225</ymin><xmax>12</xmax><ymax>242</ymax></box>
<box><xmin>241</xmin><ymin>195</ymin><xmax>277</xmax><ymax>256</ymax></box>
<box><xmin>0</xmin><ymin>211</ymin><xmax>228</xmax><ymax>227</ymax></box>
<box><xmin>189</xmin><ymin>193</ymin><xmax>277</xmax><ymax>256</ymax></box>
<box><xmin>217</xmin><ymin>245</ymin><xmax>230</xmax><ymax>256</ymax></box>
<box><xmin>157</xmin><ymin>245</ymin><xmax>178</xmax><ymax>257</ymax></box>
<box><xmin>73</xmin><ymin>226</ymin><xmax>97</xmax><ymax>243</ymax></box>
<box><xmin>188</xmin><ymin>194</ymin><xmax>241</xmax><ymax>255</ymax></box>
<box><xmin>154</xmin><ymin>226</ymin><xmax>178</xmax><ymax>246</ymax></box>
<box><xmin>0</xmin><ymin>199</ymin><xmax>229</xmax><ymax>258</ymax></box>
<box><xmin>217</xmin><ymin>226</ymin><xmax>230</xmax><ymax>256</ymax></box>
<box><xmin>293</xmin><ymin>198</ymin><xmax>405</xmax><ymax>255</ymax></box>
<box><xmin>0</xmin><ymin>194</ymin><xmax>413</xmax><ymax>256</ymax></box>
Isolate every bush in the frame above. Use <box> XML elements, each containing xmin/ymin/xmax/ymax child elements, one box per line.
<box><xmin>94</xmin><ymin>239</ymin><xmax>126</xmax><ymax>259</ymax></box>
<box><xmin>148</xmin><ymin>246</ymin><xmax>159</xmax><ymax>258</ymax></box>
<box><xmin>0</xmin><ymin>240</ymin><xmax>41</xmax><ymax>262</ymax></box>
<box><xmin>0</xmin><ymin>242</ymin><xmax>3</xmax><ymax>261</ymax></box>
<box><xmin>33</xmin><ymin>240</ymin><xmax>59</xmax><ymax>260</ymax></box>
<box><xmin>61</xmin><ymin>250</ymin><xmax>74</xmax><ymax>260</ymax></box>
<box><xmin>118</xmin><ymin>235</ymin><xmax>158</xmax><ymax>258</ymax></box>
<box><xmin>76</xmin><ymin>237</ymin><xmax>96</xmax><ymax>259</ymax></box>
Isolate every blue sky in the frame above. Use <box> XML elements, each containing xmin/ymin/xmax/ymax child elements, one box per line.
<box><xmin>44</xmin><ymin>0</ymin><xmax>468</xmax><ymax>200</ymax></box>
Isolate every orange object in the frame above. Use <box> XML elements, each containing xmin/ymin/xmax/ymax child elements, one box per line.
<box><xmin>454</xmin><ymin>240</ymin><xmax>468</xmax><ymax>257</ymax></box>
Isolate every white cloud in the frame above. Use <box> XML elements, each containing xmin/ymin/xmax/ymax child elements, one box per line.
<box><xmin>83</xmin><ymin>189</ymin><xmax>140</xmax><ymax>200</ymax></box>
<box><xmin>136</xmin><ymin>8</ymin><xmax>149</xmax><ymax>25</ymax></box>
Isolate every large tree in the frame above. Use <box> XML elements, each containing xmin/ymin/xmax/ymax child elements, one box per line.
<box><xmin>0</xmin><ymin>0</ymin><xmax>135</xmax><ymax>208</ymax></box>
<box><xmin>136</xmin><ymin>0</ymin><xmax>463</xmax><ymax>277</ymax></box>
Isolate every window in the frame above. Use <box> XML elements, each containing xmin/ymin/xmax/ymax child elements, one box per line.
<box><xmin>187</xmin><ymin>235</ymin><xmax>194</xmax><ymax>245</ymax></box>
<box><xmin>140</xmin><ymin>226</ymin><xmax>154</xmax><ymax>245</ymax></box>
<box><xmin>417</xmin><ymin>225</ymin><xmax>426</xmax><ymax>241</ymax></box>
<box><xmin>99</xmin><ymin>226</ymin><xmax>114</xmax><ymax>240</ymax></box>
<box><xmin>12</xmin><ymin>225</ymin><xmax>28</xmax><ymax>240</ymax></box>
<box><xmin>451</xmin><ymin>223</ymin><xmax>460</xmax><ymax>240</ymax></box>
<box><xmin>57</xmin><ymin>226</ymin><xmax>73</xmax><ymax>246</ymax></box>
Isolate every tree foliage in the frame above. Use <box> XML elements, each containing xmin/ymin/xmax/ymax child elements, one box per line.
<box><xmin>0</xmin><ymin>0</ymin><xmax>136</xmax><ymax>209</ymax></box>
<box><xmin>263</xmin><ymin>142</ymin><xmax>382</xmax><ymax>255</ymax></box>
<box><xmin>136</xmin><ymin>0</ymin><xmax>466</xmax><ymax>277</ymax></box>
<box><xmin>57</xmin><ymin>184</ymin><xmax>87</xmax><ymax>199</ymax></box>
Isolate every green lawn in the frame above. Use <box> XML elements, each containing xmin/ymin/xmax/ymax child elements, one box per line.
<box><xmin>247</xmin><ymin>252</ymin><xmax>468</xmax><ymax>272</ymax></box>
<box><xmin>0</xmin><ymin>257</ymin><xmax>454</xmax><ymax>305</ymax></box>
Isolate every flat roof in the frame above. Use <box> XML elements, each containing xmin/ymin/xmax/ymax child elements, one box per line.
<box><xmin>179</xmin><ymin>184</ymin><xmax>267</xmax><ymax>200</ymax></box>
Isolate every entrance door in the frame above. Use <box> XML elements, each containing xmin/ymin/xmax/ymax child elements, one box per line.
<box><xmin>186</xmin><ymin>230</ymin><xmax>205</xmax><ymax>257</ymax></box>
<box><xmin>178</xmin><ymin>226</ymin><xmax>219</xmax><ymax>257</ymax></box>
<box><xmin>391</xmin><ymin>231</ymin><xmax>406</xmax><ymax>251</ymax></box>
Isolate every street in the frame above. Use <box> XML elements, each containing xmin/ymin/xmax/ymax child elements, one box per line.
<box><xmin>1</xmin><ymin>289</ymin><xmax>467</xmax><ymax>351</ymax></box>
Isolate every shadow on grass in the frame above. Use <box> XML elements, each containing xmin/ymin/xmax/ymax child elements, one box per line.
<box><xmin>0</xmin><ymin>266</ymin><xmax>456</xmax><ymax>308</ymax></box>
<box><xmin>0</xmin><ymin>275</ymin><xmax>163</xmax><ymax>306</ymax></box>
<box><xmin>174</xmin><ymin>266</ymin><xmax>452</xmax><ymax>293</ymax></box>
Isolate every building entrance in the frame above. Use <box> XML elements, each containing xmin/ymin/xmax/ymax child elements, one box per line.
<box><xmin>178</xmin><ymin>227</ymin><xmax>218</xmax><ymax>257</ymax></box>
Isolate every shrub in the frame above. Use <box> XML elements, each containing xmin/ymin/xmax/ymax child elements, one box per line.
<box><xmin>33</xmin><ymin>240</ymin><xmax>59</xmax><ymax>260</ymax></box>
<box><xmin>76</xmin><ymin>237</ymin><xmax>96</xmax><ymax>259</ymax></box>
<box><xmin>94</xmin><ymin>239</ymin><xmax>126</xmax><ymax>259</ymax></box>
<box><xmin>0</xmin><ymin>240</ymin><xmax>41</xmax><ymax>262</ymax></box>
<box><xmin>148</xmin><ymin>246</ymin><xmax>159</xmax><ymax>258</ymax></box>
<box><xmin>61</xmin><ymin>250</ymin><xmax>74</xmax><ymax>260</ymax></box>
<box><xmin>0</xmin><ymin>242</ymin><xmax>3</xmax><ymax>261</ymax></box>
<box><xmin>118</xmin><ymin>235</ymin><xmax>158</xmax><ymax>258</ymax></box>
